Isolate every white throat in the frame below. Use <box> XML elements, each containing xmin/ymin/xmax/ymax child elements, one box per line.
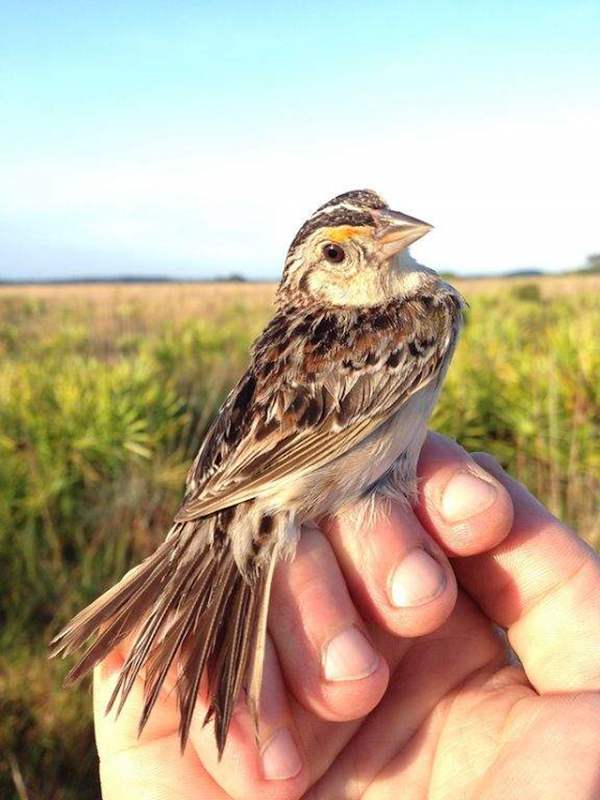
<box><xmin>314</xmin><ymin>249</ymin><xmax>435</xmax><ymax>306</ymax></box>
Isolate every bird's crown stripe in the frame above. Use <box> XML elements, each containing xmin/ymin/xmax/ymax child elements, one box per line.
<box><xmin>309</xmin><ymin>201</ymin><xmax>367</xmax><ymax>220</ymax></box>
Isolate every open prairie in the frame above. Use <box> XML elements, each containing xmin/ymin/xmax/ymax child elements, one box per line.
<box><xmin>1</xmin><ymin>275</ymin><xmax>599</xmax><ymax>799</ymax></box>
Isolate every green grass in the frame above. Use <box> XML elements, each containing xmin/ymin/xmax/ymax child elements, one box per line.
<box><xmin>1</xmin><ymin>279</ymin><xmax>599</xmax><ymax>799</ymax></box>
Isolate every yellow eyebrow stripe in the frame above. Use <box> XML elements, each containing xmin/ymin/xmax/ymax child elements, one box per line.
<box><xmin>321</xmin><ymin>225</ymin><xmax>373</xmax><ymax>243</ymax></box>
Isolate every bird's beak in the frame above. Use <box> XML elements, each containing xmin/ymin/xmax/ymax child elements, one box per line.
<box><xmin>374</xmin><ymin>209</ymin><xmax>433</xmax><ymax>256</ymax></box>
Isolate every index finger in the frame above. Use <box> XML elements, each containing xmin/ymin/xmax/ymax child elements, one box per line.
<box><xmin>416</xmin><ymin>434</ymin><xmax>600</xmax><ymax>694</ymax></box>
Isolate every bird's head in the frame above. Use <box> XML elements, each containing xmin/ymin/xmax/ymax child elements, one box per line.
<box><xmin>278</xmin><ymin>189</ymin><xmax>436</xmax><ymax>308</ymax></box>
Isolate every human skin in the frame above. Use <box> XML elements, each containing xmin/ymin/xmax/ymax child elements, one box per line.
<box><xmin>93</xmin><ymin>432</ymin><xmax>600</xmax><ymax>799</ymax></box>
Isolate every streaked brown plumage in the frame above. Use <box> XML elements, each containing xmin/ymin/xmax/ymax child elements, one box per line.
<box><xmin>50</xmin><ymin>189</ymin><xmax>465</xmax><ymax>757</ymax></box>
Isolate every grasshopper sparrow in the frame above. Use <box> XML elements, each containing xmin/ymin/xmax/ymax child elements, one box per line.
<box><xmin>51</xmin><ymin>189</ymin><xmax>465</xmax><ymax>756</ymax></box>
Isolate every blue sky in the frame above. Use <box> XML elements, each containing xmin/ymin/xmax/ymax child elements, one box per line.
<box><xmin>1</xmin><ymin>0</ymin><xmax>599</xmax><ymax>280</ymax></box>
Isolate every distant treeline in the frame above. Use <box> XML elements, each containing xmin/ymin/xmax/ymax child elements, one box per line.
<box><xmin>0</xmin><ymin>273</ymin><xmax>250</xmax><ymax>285</ymax></box>
<box><xmin>1</xmin><ymin>255</ymin><xmax>599</xmax><ymax>285</ymax></box>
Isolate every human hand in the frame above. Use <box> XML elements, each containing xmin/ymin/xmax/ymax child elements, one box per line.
<box><xmin>94</xmin><ymin>433</ymin><xmax>600</xmax><ymax>799</ymax></box>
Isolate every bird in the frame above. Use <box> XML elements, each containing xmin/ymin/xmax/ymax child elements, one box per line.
<box><xmin>50</xmin><ymin>188</ymin><xmax>465</xmax><ymax>758</ymax></box>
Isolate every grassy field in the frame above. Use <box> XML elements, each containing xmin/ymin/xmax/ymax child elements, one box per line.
<box><xmin>1</xmin><ymin>276</ymin><xmax>599</xmax><ymax>799</ymax></box>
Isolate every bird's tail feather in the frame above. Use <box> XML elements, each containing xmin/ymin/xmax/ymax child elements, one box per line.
<box><xmin>50</xmin><ymin>523</ymin><xmax>276</xmax><ymax>756</ymax></box>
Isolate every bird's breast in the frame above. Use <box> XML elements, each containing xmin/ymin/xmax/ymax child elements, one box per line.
<box><xmin>268</xmin><ymin>380</ymin><xmax>439</xmax><ymax>520</ymax></box>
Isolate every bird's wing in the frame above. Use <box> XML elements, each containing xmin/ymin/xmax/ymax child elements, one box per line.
<box><xmin>175</xmin><ymin>298</ymin><xmax>459</xmax><ymax>521</ymax></box>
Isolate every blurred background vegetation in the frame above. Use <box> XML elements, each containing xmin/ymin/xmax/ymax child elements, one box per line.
<box><xmin>1</xmin><ymin>276</ymin><xmax>599</xmax><ymax>799</ymax></box>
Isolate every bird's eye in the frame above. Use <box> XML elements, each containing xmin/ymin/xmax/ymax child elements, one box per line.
<box><xmin>323</xmin><ymin>243</ymin><xmax>346</xmax><ymax>264</ymax></box>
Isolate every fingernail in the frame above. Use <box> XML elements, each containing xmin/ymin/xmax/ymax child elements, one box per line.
<box><xmin>390</xmin><ymin>549</ymin><xmax>446</xmax><ymax>607</ymax></box>
<box><xmin>261</xmin><ymin>728</ymin><xmax>302</xmax><ymax>781</ymax></box>
<box><xmin>323</xmin><ymin>626</ymin><xmax>379</xmax><ymax>682</ymax></box>
<box><xmin>441</xmin><ymin>470</ymin><xmax>497</xmax><ymax>522</ymax></box>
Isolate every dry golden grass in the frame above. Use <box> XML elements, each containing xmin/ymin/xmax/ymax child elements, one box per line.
<box><xmin>3</xmin><ymin>272</ymin><xmax>600</xmax><ymax>307</ymax></box>
<box><xmin>0</xmin><ymin>280</ymin><xmax>277</xmax><ymax>319</ymax></box>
